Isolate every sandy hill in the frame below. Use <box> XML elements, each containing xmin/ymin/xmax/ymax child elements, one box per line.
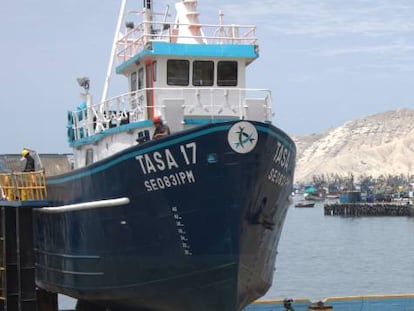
<box><xmin>292</xmin><ymin>108</ymin><xmax>414</xmax><ymax>183</ymax></box>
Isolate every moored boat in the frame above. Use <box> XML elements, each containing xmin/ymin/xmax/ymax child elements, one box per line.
<box><xmin>304</xmin><ymin>193</ymin><xmax>325</xmax><ymax>202</ymax></box>
<box><xmin>32</xmin><ymin>1</ymin><xmax>296</xmax><ymax>310</ymax></box>
<box><xmin>295</xmin><ymin>201</ymin><xmax>315</xmax><ymax>208</ymax></box>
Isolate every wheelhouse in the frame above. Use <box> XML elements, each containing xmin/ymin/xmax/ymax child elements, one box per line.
<box><xmin>67</xmin><ymin>0</ymin><xmax>273</xmax><ymax>168</ymax></box>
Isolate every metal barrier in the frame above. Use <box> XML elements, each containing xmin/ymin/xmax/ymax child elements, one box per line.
<box><xmin>0</xmin><ymin>202</ymin><xmax>58</xmax><ymax>311</ymax></box>
<box><xmin>0</xmin><ymin>171</ymin><xmax>47</xmax><ymax>201</ymax></box>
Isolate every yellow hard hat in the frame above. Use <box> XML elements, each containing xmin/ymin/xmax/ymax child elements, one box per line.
<box><xmin>21</xmin><ymin>149</ymin><xmax>29</xmax><ymax>157</ymax></box>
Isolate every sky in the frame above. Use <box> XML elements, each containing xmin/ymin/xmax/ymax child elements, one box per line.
<box><xmin>1</xmin><ymin>0</ymin><xmax>413</xmax><ymax>153</ymax></box>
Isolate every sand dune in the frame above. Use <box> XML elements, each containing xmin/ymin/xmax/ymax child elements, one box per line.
<box><xmin>293</xmin><ymin>108</ymin><xmax>414</xmax><ymax>183</ymax></box>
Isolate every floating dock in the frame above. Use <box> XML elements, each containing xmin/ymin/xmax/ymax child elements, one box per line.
<box><xmin>324</xmin><ymin>203</ymin><xmax>414</xmax><ymax>216</ymax></box>
<box><xmin>0</xmin><ymin>200</ymin><xmax>61</xmax><ymax>311</ymax></box>
<box><xmin>246</xmin><ymin>294</ymin><xmax>414</xmax><ymax>311</ymax></box>
<box><xmin>0</xmin><ymin>170</ymin><xmax>62</xmax><ymax>311</ymax></box>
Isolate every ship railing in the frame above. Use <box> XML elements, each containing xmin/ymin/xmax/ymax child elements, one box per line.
<box><xmin>0</xmin><ymin>171</ymin><xmax>47</xmax><ymax>201</ymax></box>
<box><xmin>68</xmin><ymin>87</ymin><xmax>272</xmax><ymax>141</ymax></box>
<box><xmin>68</xmin><ymin>91</ymin><xmax>146</xmax><ymax>141</ymax></box>
<box><xmin>155</xmin><ymin>87</ymin><xmax>272</xmax><ymax>120</ymax></box>
<box><xmin>116</xmin><ymin>20</ymin><xmax>257</xmax><ymax>63</ymax></box>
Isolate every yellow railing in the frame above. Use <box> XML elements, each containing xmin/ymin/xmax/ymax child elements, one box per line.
<box><xmin>0</xmin><ymin>171</ymin><xmax>47</xmax><ymax>201</ymax></box>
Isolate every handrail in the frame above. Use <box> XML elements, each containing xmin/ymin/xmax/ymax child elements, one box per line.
<box><xmin>0</xmin><ymin>171</ymin><xmax>47</xmax><ymax>201</ymax></box>
<box><xmin>116</xmin><ymin>20</ymin><xmax>257</xmax><ymax>62</ymax></box>
<box><xmin>67</xmin><ymin>87</ymin><xmax>272</xmax><ymax>142</ymax></box>
<box><xmin>37</xmin><ymin>197</ymin><xmax>130</xmax><ymax>213</ymax></box>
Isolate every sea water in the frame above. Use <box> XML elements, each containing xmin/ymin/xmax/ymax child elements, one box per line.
<box><xmin>59</xmin><ymin>196</ymin><xmax>414</xmax><ymax>308</ymax></box>
<box><xmin>264</xmin><ymin>196</ymin><xmax>414</xmax><ymax>301</ymax></box>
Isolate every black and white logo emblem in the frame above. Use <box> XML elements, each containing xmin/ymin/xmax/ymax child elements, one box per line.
<box><xmin>227</xmin><ymin>121</ymin><xmax>258</xmax><ymax>154</ymax></box>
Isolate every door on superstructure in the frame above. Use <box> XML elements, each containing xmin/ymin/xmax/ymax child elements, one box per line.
<box><xmin>129</xmin><ymin>67</ymin><xmax>145</xmax><ymax>122</ymax></box>
<box><xmin>145</xmin><ymin>61</ymin><xmax>156</xmax><ymax>119</ymax></box>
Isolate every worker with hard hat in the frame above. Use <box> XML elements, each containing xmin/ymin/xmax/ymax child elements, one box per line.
<box><xmin>21</xmin><ymin>149</ymin><xmax>35</xmax><ymax>172</ymax></box>
<box><xmin>152</xmin><ymin>116</ymin><xmax>170</xmax><ymax>139</ymax></box>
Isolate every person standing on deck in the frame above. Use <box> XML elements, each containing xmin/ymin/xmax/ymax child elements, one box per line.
<box><xmin>152</xmin><ymin>116</ymin><xmax>170</xmax><ymax>139</ymax></box>
<box><xmin>21</xmin><ymin>149</ymin><xmax>35</xmax><ymax>172</ymax></box>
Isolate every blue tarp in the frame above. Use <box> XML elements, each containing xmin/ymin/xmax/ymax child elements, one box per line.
<box><xmin>305</xmin><ymin>186</ymin><xmax>317</xmax><ymax>193</ymax></box>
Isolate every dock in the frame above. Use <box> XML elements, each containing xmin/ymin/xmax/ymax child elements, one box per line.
<box><xmin>0</xmin><ymin>199</ymin><xmax>63</xmax><ymax>311</ymax></box>
<box><xmin>0</xmin><ymin>170</ymin><xmax>67</xmax><ymax>311</ymax></box>
<box><xmin>246</xmin><ymin>294</ymin><xmax>414</xmax><ymax>311</ymax></box>
<box><xmin>324</xmin><ymin>202</ymin><xmax>414</xmax><ymax>216</ymax></box>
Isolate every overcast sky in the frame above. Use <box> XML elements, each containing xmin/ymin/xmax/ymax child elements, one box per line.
<box><xmin>1</xmin><ymin>0</ymin><xmax>413</xmax><ymax>153</ymax></box>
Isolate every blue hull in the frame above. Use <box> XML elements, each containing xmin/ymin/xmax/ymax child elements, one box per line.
<box><xmin>34</xmin><ymin>121</ymin><xmax>296</xmax><ymax>311</ymax></box>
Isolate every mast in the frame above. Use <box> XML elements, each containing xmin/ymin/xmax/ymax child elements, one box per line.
<box><xmin>143</xmin><ymin>0</ymin><xmax>152</xmax><ymax>9</ymax></box>
<box><xmin>101</xmin><ymin>0</ymin><xmax>128</xmax><ymax>103</ymax></box>
<box><xmin>143</xmin><ymin>0</ymin><xmax>153</xmax><ymax>44</ymax></box>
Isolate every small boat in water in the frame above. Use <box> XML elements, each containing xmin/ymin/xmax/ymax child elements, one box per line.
<box><xmin>304</xmin><ymin>193</ymin><xmax>325</xmax><ymax>201</ymax></box>
<box><xmin>32</xmin><ymin>1</ymin><xmax>296</xmax><ymax>310</ymax></box>
<box><xmin>295</xmin><ymin>201</ymin><xmax>315</xmax><ymax>208</ymax></box>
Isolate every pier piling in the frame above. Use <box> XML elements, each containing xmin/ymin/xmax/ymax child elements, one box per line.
<box><xmin>324</xmin><ymin>203</ymin><xmax>414</xmax><ymax>216</ymax></box>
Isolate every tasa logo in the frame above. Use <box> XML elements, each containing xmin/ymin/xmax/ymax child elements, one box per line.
<box><xmin>227</xmin><ymin>121</ymin><xmax>258</xmax><ymax>154</ymax></box>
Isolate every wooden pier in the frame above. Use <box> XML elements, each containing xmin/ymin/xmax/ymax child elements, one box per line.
<box><xmin>324</xmin><ymin>202</ymin><xmax>414</xmax><ymax>216</ymax></box>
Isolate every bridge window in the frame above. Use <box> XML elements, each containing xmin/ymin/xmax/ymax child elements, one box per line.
<box><xmin>167</xmin><ymin>60</ymin><xmax>189</xmax><ymax>86</ymax></box>
<box><xmin>193</xmin><ymin>61</ymin><xmax>214</xmax><ymax>86</ymax></box>
<box><xmin>217</xmin><ymin>61</ymin><xmax>238</xmax><ymax>86</ymax></box>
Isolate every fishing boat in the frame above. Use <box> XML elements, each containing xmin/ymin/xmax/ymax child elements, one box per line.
<box><xmin>294</xmin><ymin>201</ymin><xmax>315</xmax><ymax>208</ymax></box>
<box><xmin>33</xmin><ymin>1</ymin><xmax>296</xmax><ymax>310</ymax></box>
